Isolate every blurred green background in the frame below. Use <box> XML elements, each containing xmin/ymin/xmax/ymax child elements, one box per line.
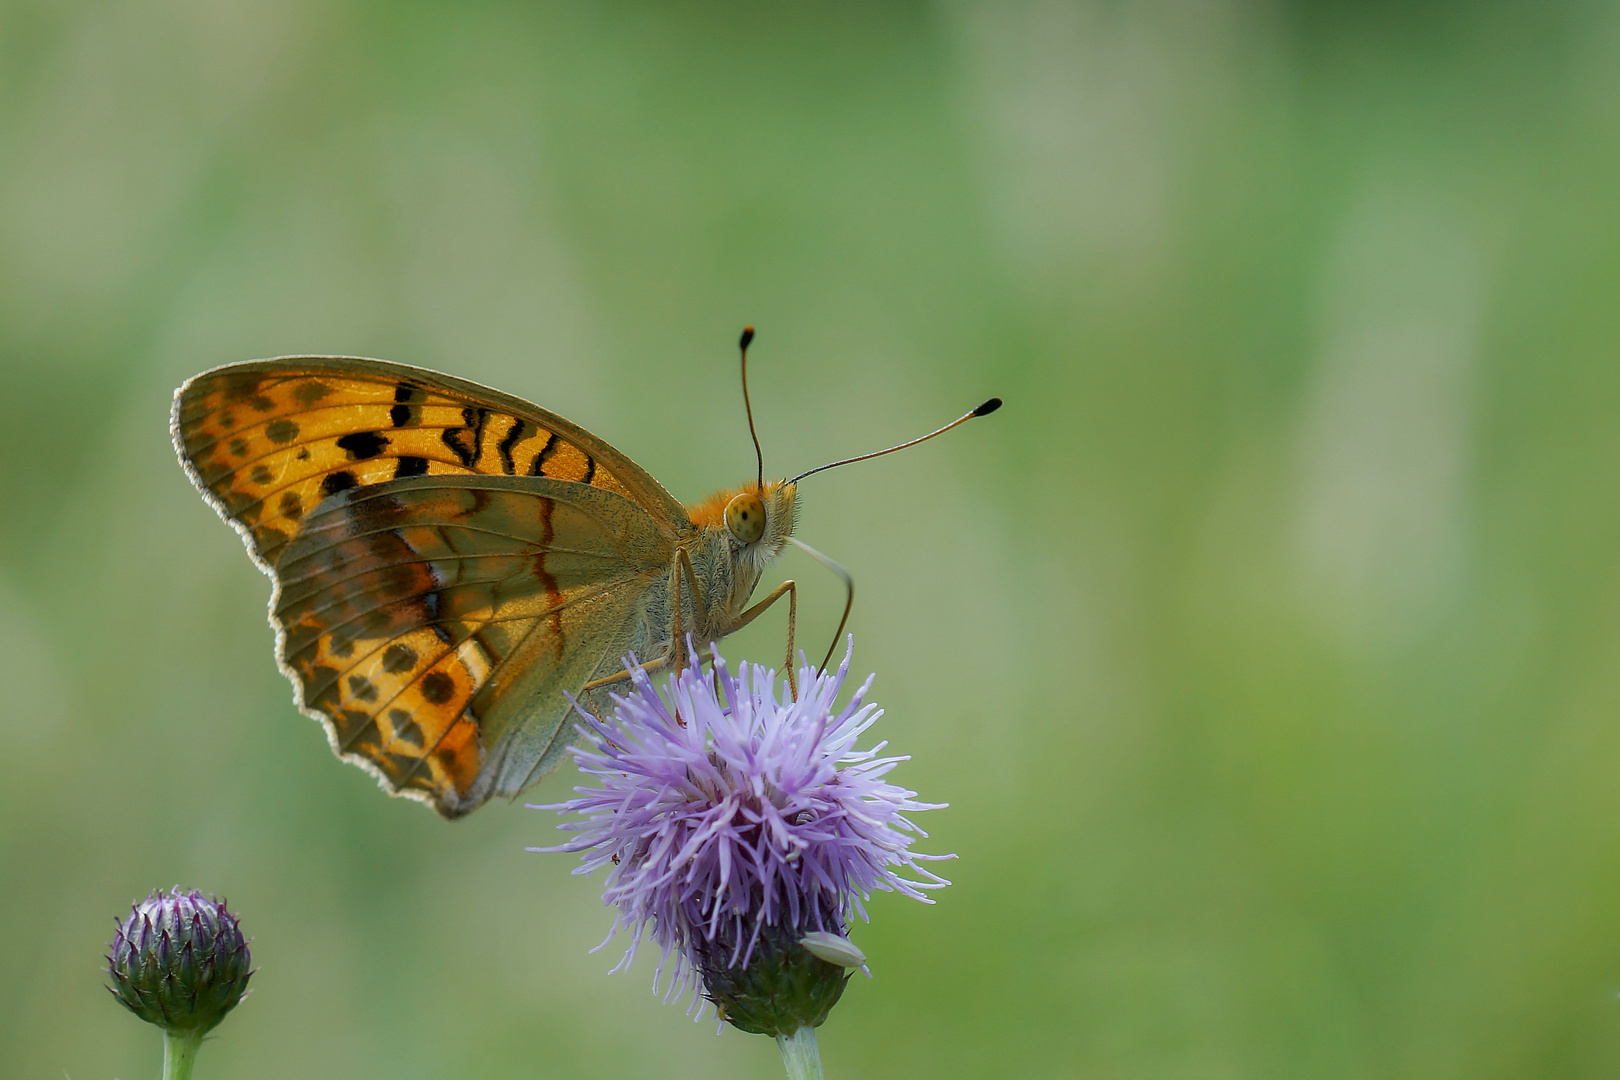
<box><xmin>3</xmin><ymin>1</ymin><xmax>1620</xmax><ymax>1077</ymax></box>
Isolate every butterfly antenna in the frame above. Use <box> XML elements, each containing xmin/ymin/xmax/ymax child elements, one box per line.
<box><xmin>739</xmin><ymin>326</ymin><xmax>764</xmax><ymax>491</ymax></box>
<box><xmin>790</xmin><ymin>397</ymin><xmax>1002</xmax><ymax>484</ymax></box>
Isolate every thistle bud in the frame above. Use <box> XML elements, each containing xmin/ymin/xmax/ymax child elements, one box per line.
<box><xmin>691</xmin><ymin>901</ymin><xmax>853</xmax><ymax>1036</ymax></box>
<box><xmin>106</xmin><ymin>888</ymin><xmax>252</xmax><ymax>1035</ymax></box>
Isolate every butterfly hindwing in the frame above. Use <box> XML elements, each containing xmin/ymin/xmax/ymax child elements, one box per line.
<box><xmin>270</xmin><ymin>475</ymin><xmax>674</xmax><ymax>817</ymax></box>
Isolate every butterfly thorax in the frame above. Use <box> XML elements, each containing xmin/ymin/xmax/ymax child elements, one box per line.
<box><xmin>683</xmin><ymin>479</ymin><xmax>798</xmax><ymax>633</ymax></box>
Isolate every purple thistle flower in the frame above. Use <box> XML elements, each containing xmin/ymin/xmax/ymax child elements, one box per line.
<box><xmin>533</xmin><ymin>640</ymin><xmax>951</xmax><ymax>1034</ymax></box>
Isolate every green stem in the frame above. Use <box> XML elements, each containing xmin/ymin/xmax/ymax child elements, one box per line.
<box><xmin>162</xmin><ymin>1029</ymin><xmax>203</xmax><ymax>1080</ymax></box>
<box><xmin>775</xmin><ymin>1025</ymin><xmax>824</xmax><ymax>1080</ymax></box>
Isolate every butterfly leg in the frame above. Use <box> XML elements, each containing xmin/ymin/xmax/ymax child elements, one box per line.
<box><xmin>570</xmin><ymin>545</ymin><xmax>726</xmax><ymax>739</ymax></box>
<box><xmin>726</xmin><ymin>580</ymin><xmax>799</xmax><ymax>699</ymax></box>
<box><xmin>579</xmin><ymin>549</ymin><xmax>710</xmax><ymax>702</ymax></box>
<box><xmin>668</xmin><ymin>546</ymin><xmax>713</xmax><ymax>675</ymax></box>
<box><xmin>586</xmin><ymin>553</ymin><xmax>706</xmax><ymax>705</ymax></box>
<box><xmin>579</xmin><ymin>558</ymin><xmax>705</xmax><ymax>700</ymax></box>
<box><xmin>582</xmin><ymin>654</ymin><xmax>675</xmax><ymax>695</ymax></box>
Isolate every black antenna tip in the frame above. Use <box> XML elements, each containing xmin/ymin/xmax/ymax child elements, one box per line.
<box><xmin>973</xmin><ymin>397</ymin><xmax>1003</xmax><ymax>417</ymax></box>
<box><xmin>739</xmin><ymin>326</ymin><xmax>755</xmax><ymax>350</ymax></box>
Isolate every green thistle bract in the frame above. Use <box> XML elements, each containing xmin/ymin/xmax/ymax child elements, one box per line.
<box><xmin>691</xmin><ymin>897</ymin><xmax>852</xmax><ymax>1036</ymax></box>
<box><xmin>106</xmin><ymin>888</ymin><xmax>252</xmax><ymax>1035</ymax></box>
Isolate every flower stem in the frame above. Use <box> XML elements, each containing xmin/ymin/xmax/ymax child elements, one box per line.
<box><xmin>775</xmin><ymin>1025</ymin><xmax>824</xmax><ymax>1080</ymax></box>
<box><xmin>162</xmin><ymin>1029</ymin><xmax>203</xmax><ymax>1080</ymax></box>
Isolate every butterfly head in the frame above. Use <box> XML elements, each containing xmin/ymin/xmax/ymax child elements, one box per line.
<box><xmin>690</xmin><ymin>480</ymin><xmax>797</xmax><ymax>562</ymax></box>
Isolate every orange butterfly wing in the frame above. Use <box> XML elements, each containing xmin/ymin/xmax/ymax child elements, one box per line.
<box><xmin>173</xmin><ymin>357</ymin><xmax>693</xmax><ymax>817</ymax></box>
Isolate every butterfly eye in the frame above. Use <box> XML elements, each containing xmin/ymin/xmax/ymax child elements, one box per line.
<box><xmin>724</xmin><ymin>492</ymin><xmax>767</xmax><ymax>544</ymax></box>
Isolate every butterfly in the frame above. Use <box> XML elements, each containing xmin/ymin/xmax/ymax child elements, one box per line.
<box><xmin>173</xmin><ymin>345</ymin><xmax>998</xmax><ymax>819</ymax></box>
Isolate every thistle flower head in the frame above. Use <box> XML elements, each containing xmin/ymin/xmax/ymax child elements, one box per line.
<box><xmin>535</xmin><ymin>641</ymin><xmax>950</xmax><ymax>1034</ymax></box>
<box><xmin>106</xmin><ymin>888</ymin><xmax>252</xmax><ymax>1035</ymax></box>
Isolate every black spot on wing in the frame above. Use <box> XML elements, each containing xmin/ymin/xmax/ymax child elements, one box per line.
<box><xmin>329</xmin><ymin>627</ymin><xmax>357</xmax><ymax>658</ymax></box>
<box><xmin>421</xmin><ymin>671</ymin><xmax>456</xmax><ymax>705</ymax></box>
<box><xmin>321</xmin><ymin>471</ymin><xmax>358</xmax><ymax>497</ymax></box>
<box><xmin>265</xmin><ymin>419</ymin><xmax>299</xmax><ymax>444</ymax></box>
<box><xmin>391</xmin><ymin>382</ymin><xmax>420</xmax><ymax>427</ymax></box>
<box><xmin>221</xmin><ymin>373</ymin><xmax>260</xmax><ymax>402</ymax></box>
<box><xmin>295</xmin><ymin>381</ymin><xmax>332</xmax><ymax>404</ymax></box>
<box><xmin>389</xmin><ymin>708</ymin><xmax>424</xmax><ymax>747</ymax></box>
<box><xmin>382</xmin><ymin>643</ymin><xmax>418</xmax><ymax>673</ymax></box>
<box><xmin>394</xmin><ymin>455</ymin><xmax>429</xmax><ymax>478</ymax></box>
<box><xmin>336</xmin><ymin>431</ymin><xmax>390</xmax><ymax>460</ymax></box>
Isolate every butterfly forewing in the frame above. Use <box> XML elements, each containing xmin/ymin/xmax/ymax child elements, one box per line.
<box><xmin>173</xmin><ymin>358</ymin><xmax>693</xmax><ymax>817</ymax></box>
<box><xmin>173</xmin><ymin>358</ymin><xmax>685</xmax><ymax>567</ymax></box>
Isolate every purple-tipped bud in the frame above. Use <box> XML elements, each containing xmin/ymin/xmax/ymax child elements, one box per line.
<box><xmin>106</xmin><ymin>888</ymin><xmax>252</xmax><ymax>1034</ymax></box>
